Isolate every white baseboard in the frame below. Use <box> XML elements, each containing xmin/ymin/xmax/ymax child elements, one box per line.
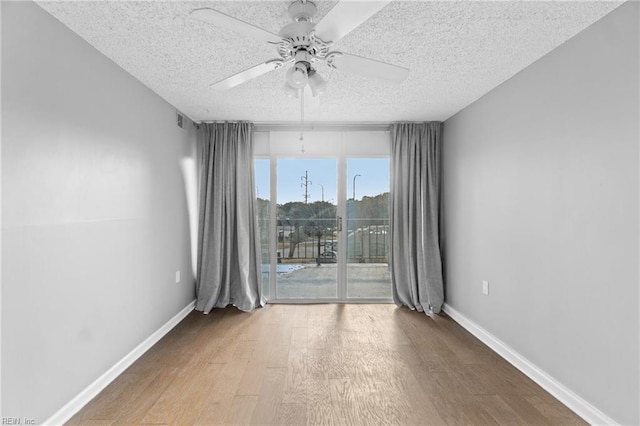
<box><xmin>442</xmin><ymin>303</ymin><xmax>617</xmax><ymax>426</ymax></box>
<box><xmin>44</xmin><ymin>300</ymin><xmax>196</xmax><ymax>426</ymax></box>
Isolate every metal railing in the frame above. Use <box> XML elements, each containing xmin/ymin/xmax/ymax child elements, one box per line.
<box><xmin>258</xmin><ymin>218</ymin><xmax>388</xmax><ymax>264</ymax></box>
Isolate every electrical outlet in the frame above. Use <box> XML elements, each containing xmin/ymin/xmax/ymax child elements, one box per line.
<box><xmin>482</xmin><ymin>280</ymin><xmax>489</xmax><ymax>296</ymax></box>
<box><xmin>176</xmin><ymin>270</ymin><xmax>181</xmax><ymax>284</ymax></box>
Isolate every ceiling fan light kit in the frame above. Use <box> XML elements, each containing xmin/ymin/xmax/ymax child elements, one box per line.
<box><xmin>307</xmin><ymin>70</ymin><xmax>327</xmax><ymax>97</ymax></box>
<box><xmin>283</xmin><ymin>83</ymin><xmax>300</xmax><ymax>99</ymax></box>
<box><xmin>286</xmin><ymin>63</ymin><xmax>309</xmax><ymax>89</ymax></box>
<box><xmin>190</xmin><ymin>0</ymin><xmax>409</xmax><ymax>101</ymax></box>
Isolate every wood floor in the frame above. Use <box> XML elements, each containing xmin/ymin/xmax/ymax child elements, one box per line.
<box><xmin>67</xmin><ymin>304</ymin><xmax>585</xmax><ymax>425</ymax></box>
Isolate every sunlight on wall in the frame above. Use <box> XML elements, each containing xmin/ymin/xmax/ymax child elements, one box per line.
<box><xmin>180</xmin><ymin>158</ymin><xmax>198</xmax><ymax>277</ymax></box>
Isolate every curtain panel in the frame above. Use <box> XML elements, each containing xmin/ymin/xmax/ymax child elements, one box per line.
<box><xmin>195</xmin><ymin>122</ymin><xmax>263</xmax><ymax>313</ymax></box>
<box><xmin>390</xmin><ymin>122</ymin><xmax>444</xmax><ymax>313</ymax></box>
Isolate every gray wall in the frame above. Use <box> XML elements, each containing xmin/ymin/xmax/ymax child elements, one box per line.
<box><xmin>442</xmin><ymin>2</ymin><xmax>639</xmax><ymax>424</ymax></box>
<box><xmin>1</xmin><ymin>2</ymin><xmax>197</xmax><ymax>422</ymax></box>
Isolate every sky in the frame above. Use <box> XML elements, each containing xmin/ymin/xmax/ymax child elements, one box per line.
<box><xmin>255</xmin><ymin>158</ymin><xmax>389</xmax><ymax>204</ymax></box>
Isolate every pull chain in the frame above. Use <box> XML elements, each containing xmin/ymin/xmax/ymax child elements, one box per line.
<box><xmin>299</xmin><ymin>88</ymin><xmax>305</xmax><ymax>153</ymax></box>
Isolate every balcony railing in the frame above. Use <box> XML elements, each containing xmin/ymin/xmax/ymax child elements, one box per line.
<box><xmin>257</xmin><ymin>218</ymin><xmax>389</xmax><ymax>264</ymax></box>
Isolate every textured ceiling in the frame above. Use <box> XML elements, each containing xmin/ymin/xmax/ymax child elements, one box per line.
<box><xmin>36</xmin><ymin>1</ymin><xmax>623</xmax><ymax>123</ymax></box>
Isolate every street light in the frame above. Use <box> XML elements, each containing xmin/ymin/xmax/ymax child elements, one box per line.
<box><xmin>352</xmin><ymin>174</ymin><xmax>362</xmax><ymax>200</ymax></box>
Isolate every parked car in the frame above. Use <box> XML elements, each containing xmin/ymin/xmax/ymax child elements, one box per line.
<box><xmin>317</xmin><ymin>251</ymin><xmax>337</xmax><ymax>263</ymax></box>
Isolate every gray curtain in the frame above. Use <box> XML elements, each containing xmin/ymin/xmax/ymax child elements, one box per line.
<box><xmin>195</xmin><ymin>122</ymin><xmax>262</xmax><ymax>313</ymax></box>
<box><xmin>389</xmin><ymin>122</ymin><xmax>444</xmax><ymax>314</ymax></box>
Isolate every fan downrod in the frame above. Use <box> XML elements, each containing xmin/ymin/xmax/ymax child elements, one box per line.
<box><xmin>288</xmin><ymin>0</ymin><xmax>317</xmax><ymax>22</ymax></box>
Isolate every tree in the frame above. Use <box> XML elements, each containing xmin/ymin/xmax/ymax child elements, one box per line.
<box><xmin>358</xmin><ymin>192</ymin><xmax>389</xmax><ymax>226</ymax></box>
<box><xmin>278</xmin><ymin>201</ymin><xmax>337</xmax><ymax>258</ymax></box>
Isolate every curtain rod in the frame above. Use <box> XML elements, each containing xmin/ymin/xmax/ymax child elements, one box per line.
<box><xmin>254</xmin><ymin>122</ymin><xmax>392</xmax><ymax>132</ymax></box>
<box><xmin>197</xmin><ymin>121</ymin><xmax>392</xmax><ymax>132</ymax></box>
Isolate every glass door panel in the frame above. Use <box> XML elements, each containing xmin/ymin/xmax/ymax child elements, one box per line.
<box><xmin>254</xmin><ymin>159</ymin><xmax>271</xmax><ymax>298</ymax></box>
<box><xmin>275</xmin><ymin>159</ymin><xmax>338</xmax><ymax>299</ymax></box>
<box><xmin>346</xmin><ymin>158</ymin><xmax>392</xmax><ymax>299</ymax></box>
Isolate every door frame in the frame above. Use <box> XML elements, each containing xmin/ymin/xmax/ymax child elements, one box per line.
<box><xmin>254</xmin><ymin>129</ymin><xmax>392</xmax><ymax>303</ymax></box>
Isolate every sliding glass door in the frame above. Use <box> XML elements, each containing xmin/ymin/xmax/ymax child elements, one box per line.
<box><xmin>346</xmin><ymin>158</ymin><xmax>392</xmax><ymax>299</ymax></box>
<box><xmin>254</xmin><ymin>130</ymin><xmax>391</xmax><ymax>302</ymax></box>
<box><xmin>255</xmin><ymin>158</ymin><xmax>272</xmax><ymax>299</ymax></box>
<box><xmin>275</xmin><ymin>158</ymin><xmax>338</xmax><ymax>298</ymax></box>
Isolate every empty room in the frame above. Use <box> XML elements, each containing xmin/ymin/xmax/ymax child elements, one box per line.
<box><xmin>1</xmin><ymin>0</ymin><xmax>638</xmax><ymax>425</ymax></box>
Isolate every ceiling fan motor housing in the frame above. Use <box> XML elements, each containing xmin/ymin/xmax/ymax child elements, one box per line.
<box><xmin>278</xmin><ymin>20</ymin><xmax>331</xmax><ymax>63</ymax></box>
<box><xmin>279</xmin><ymin>21</ymin><xmax>314</xmax><ymax>48</ymax></box>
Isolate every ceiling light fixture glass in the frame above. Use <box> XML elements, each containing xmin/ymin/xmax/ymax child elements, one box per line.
<box><xmin>283</xmin><ymin>83</ymin><xmax>299</xmax><ymax>98</ymax></box>
<box><xmin>307</xmin><ymin>70</ymin><xmax>327</xmax><ymax>96</ymax></box>
<box><xmin>286</xmin><ymin>62</ymin><xmax>309</xmax><ymax>89</ymax></box>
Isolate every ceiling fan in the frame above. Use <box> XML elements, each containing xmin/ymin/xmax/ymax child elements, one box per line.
<box><xmin>190</xmin><ymin>0</ymin><xmax>410</xmax><ymax>97</ymax></box>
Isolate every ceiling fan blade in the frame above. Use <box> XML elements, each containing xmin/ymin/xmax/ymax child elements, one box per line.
<box><xmin>211</xmin><ymin>59</ymin><xmax>289</xmax><ymax>90</ymax></box>
<box><xmin>190</xmin><ymin>8</ymin><xmax>283</xmax><ymax>44</ymax></box>
<box><xmin>313</xmin><ymin>1</ymin><xmax>392</xmax><ymax>43</ymax></box>
<box><xmin>329</xmin><ymin>52</ymin><xmax>409</xmax><ymax>83</ymax></box>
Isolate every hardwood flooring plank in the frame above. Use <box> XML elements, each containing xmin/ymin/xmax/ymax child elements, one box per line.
<box><xmin>435</xmin><ymin>313</ymin><xmax>500</xmax><ymax>365</ymax></box>
<box><xmin>249</xmin><ymin>367</ymin><xmax>287</xmax><ymax>425</ymax></box>
<box><xmin>272</xmin><ymin>402</ymin><xmax>308</xmax><ymax>426</ymax></box>
<box><xmin>171</xmin><ymin>362</ymin><xmax>223</xmax><ymax>424</ymax></box>
<box><xmin>468</xmin><ymin>363</ymin><xmax>520</xmax><ymax>395</ymax></box>
<box><xmin>475</xmin><ymin>394</ymin><xmax>529</xmax><ymax>426</ymax></box>
<box><xmin>493</xmin><ymin>359</ymin><xmax>549</xmax><ymax>395</ymax></box>
<box><xmin>67</xmin><ymin>304</ymin><xmax>585</xmax><ymax>426</ymax></box>
<box><xmin>265</xmin><ymin>342</ymin><xmax>292</xmax><ymax>368</ymax></box>
<box><xmin>88</xmin><ymin>372</ymin><xmax>158</xmax><ymax>421</ymax></box>
<box><xmin>525</xmin><ymin>394</ymin><xmax>588</xmax><ymax>425</ymax></box>
<box><xmin>429</xmin><ymin>369</ymin><xmax>500</xmax><ymax>425</ymax></box>
<box><xmin>139</xmin><ymin>362</ymin><xmax>207</xmax><ymax>424</ymax></box>
<box><xmin>64</xmin><ymin>373</ymin><xmax>140</xmax><ymax>424</ymax></box>
<box><xmin>235</xmin><ymin>358</ymin><xmax>268</xmax><ymax>396</ymax></box>
<box><xmin>498</xmin><ymin>392</ymin><xmax>554</xmax><ymax>425</ymax></box>
<box><xmin>223</xmin><ymin>395</ymin><xmax>258</xmax><ymax>426</ymax></box>
<box><xmin>290</xmin><ymin>326</ymin><xmax>309</xmax><ymax>348</ymax></box>
<box><xmin>328</xmin><ymin>378</ymin><xmax>355</xmax><ymax>403</ymax></box>
<box><xmin>396</xmin><ymin>376</ymin><xmax>447</xmax><ymax>425</ymax></box>
<box><xmin>440</xmin><ymin>351</ymin><xmax>495</xmax><ymax>395</ymax></box>
<box><xmin>190</xmin><ymin>336</ymin><xmax>224</xmax><ymax>365</ymax></box>
<box><xmin>110</xmin><ymin>368</ymin><xmax>181</xmax><ymax>425</ymax></box>
<box><xmin>77</xmin><ymin>420</ymin><xmax>113</xmax><ymax>426</ymax></box>
<box><xmin>195</xmin><ymin>354</ymin><xmax>251</xmax><ymax>424</ymax></box>
<box><xmin>282</xmin><ymin>347</ymin><xmax>308</xmax><ymax>404</ymax></box>
<box><xmin>306</xmin><ymin>376</ymin><xmax>332</xmax><ymax>403</ymax></box>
